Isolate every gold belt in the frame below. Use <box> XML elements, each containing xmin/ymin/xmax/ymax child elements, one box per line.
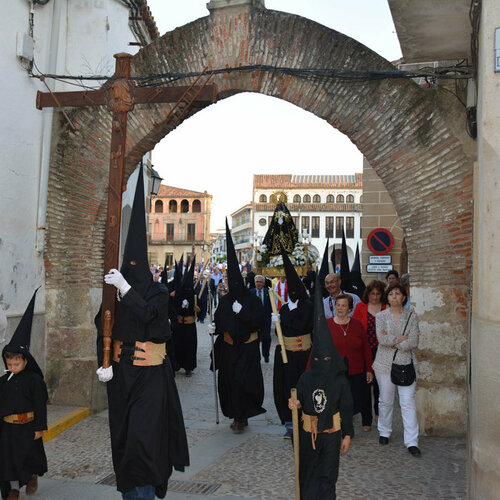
<box><xmin>223</xmin><ymin>331</ymin><xmax>258</xmax><ymax>345</ymax></box>
<box><xmin>4</xmin><ymin>411</ymin><xmax>34</xmax><ymax>424</ymax></box>
<box><xmin>283</xmin><ymin>334</ymin><xmax>312</xmax><ymax>351</ymax></box>
<box><xmin>177</xmin><ymin>315</ymin><xmax>195</xmax><ymax>324</ymax></box>
<box><xmin>113</xmin><ymin>340</ymin><xmax>166</xmax><ymax>366</ymax></box>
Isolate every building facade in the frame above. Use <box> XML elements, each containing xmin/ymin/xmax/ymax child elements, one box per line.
<box><xmin>253</xmin><ymin>174</ymin><xmax>363</xmax><ymax>267</ymax></box>
<box><xmin>230</xmin><ymin>203</ymin><xmax>254</xmax><ymax>263</ymax></box>
<box><xmin>148</xmin><ymin>185</ymin><xmax>212</xmax><ymax>267</ymax></box>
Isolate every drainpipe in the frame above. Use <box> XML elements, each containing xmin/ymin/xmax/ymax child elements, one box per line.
<box><xmin>36</xmin><ymin>0</ymin><xmax>62</xmax><ymax>253</ymax></box>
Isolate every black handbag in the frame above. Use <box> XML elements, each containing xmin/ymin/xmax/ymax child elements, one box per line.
<box><xmin>390</xmin><ymin>313</ymin><xmax>416</xmax><ymax>386</ymax></box>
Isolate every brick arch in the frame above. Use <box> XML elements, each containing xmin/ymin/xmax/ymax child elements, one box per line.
<box><xmin>45</xmin><ymin>8</ymin><xmax>473</xmax><ymax>432</ymax></box>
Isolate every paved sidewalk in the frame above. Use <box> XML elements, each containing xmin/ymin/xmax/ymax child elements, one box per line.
<box><xmin>36</xmin><ymin>321</ymin><xmax>466</xmax><ymax>499</ymax></box>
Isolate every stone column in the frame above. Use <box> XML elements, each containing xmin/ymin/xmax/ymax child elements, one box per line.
<box><xmin>470</xmin><ymin>0</ymin><xmax>500</xmax><ymax>496</ymax></box>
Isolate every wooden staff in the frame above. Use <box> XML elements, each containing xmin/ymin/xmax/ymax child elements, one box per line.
<box><xmin>198</xmin><ymin>276</ymin><xmax>208</xmax><ymax>299</ymax></box>
<box><xmin>208</xmin><ymin>287</ymin><xmax>219</xmax><ymax>424</ymax></box>
<box><xmin>291</xmin><ymin>388</ymin><xmax>300</xmax><ymax>500</ymax></box>
<box><xmin>269</xmin><ymin>289</ymin><xmax>288</xmax><ymax>364</ymax></box>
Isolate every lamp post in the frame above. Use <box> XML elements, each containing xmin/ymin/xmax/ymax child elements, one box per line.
<box><xmin>150</xmin><ymin>166</ymin><xmax>163</xmax><ymax>196</ymax></box>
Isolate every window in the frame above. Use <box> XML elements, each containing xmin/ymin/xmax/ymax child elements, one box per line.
<box><xmin>346</xmin><ymin>217</ymin><xmax>354</xmax><ymax>238</ymax></box>
<box><xmin>187</xmin><ymin>223</ymin><xmax>195</xmax><ymax>241</ymax></box>
<box><xmin>325</xmin><ymin>216</ymin><xmax>334</xmax><ymax>238</ymax></box>
<box><xmin>181</xmin><ymin>199</ymin><xmax>189</xmax><ymax>213</ymax></box>
<box><xmin>293</xmin><ymin>194</ymin><xmax>301</xmax><ymax>203</ymax></box>
<box><xmin>166</xmin><ymin>223</ymin><xmax>174</xmax><ymax>241</ymax></box>
<box><xmin>164</xmin><ymin>253</ymin><xmax>173</xmax><ymax>267</ymax></box>
<box><xmin>311</xmin><ymin>217</ymin><xmax>320</xmax><ymax>238</ymax></box>
<box><xmin>292</xmin><ymin>216</ymin><xmax>299</xmax><ymax>229</ymax></box>
<box><xmin>301</xmin><ymin>216</ymin><xmax>310</xmax><ymax>234</ymax></box>
<box><xmin>259</xmin><ymin>194</ymin><xmax>267</xmax><ymax>202</ymax></box>
<box><xmin>259</xmin><ymin>217</ymin><xmax>267</xmax><ymax>226</ymax></box>
<box><xmin>169</xmin><ymin>200</ymin><xmax>177</xmax><ymax>213</ymax></box>
<box><xmin>326</xmin><ymin>194</ymin><xmax>334</xmax><ymax>203</ymax></box>
<box><xmin>336</xmin><ymin>217</ymin><xmax>344</xmax><ymax>238</ymax></box>
<box><xmin>192</xmin><ymin>199</ymin><xmax>201</xmax><ymax>212</ymax></box>
<box><xmin>336</xmin><ymin>194</ymin><xmax>344</xmax><ymax>203</ymax></box>
<box><xmin>303</xmin><ymin>194</ymin><xmax>311</xmax><ymax>203</ymax></box>
<box><xmin>346</xmin><ymin>194</ymin><xmax>354</xmax><ymax>203</ymax></box>
<box><xmin>313</xmin><ymin>194</ymin><xmax>321</xmax><ymax>203</ymax></box>
<box><xmin>154</xmin><ymin>200</ymin><xmax>163</xmax><ymax>213</ymax></box>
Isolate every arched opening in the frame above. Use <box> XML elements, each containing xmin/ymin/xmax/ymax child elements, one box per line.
<box><xmin>192</xmin><ymin>199</ymin><xmax>201</xmax><ymax>213</ymax></box>
<box><xmin>303</xmin><ymin>194</ymin><xmax>311</xmax><ymax>203</ymax></box>
<box><xmin>293</xmin><ymin>194</ymin><xmax>301</xmax><ymax>203</ymax></box>
<box><xmin>336</xmin><ymin>194</ymin><xmax>344</xmax><ymax>203</ymax></box>
<box><xmin>169</xmin><ymin>200</ymin><xmax>177</xmax><ymax>213</ymax></box>
<box><xmin>180</xmin><ymin>199</ymin><xmax>189</xmax><ymax>213</ymax></box>
<box><xmin>154</xmin><ymin>200</ymin><xmax>163</xmax><ymax>213</ymax></box>
<box><xmin>313</xmin><ymin>194</ymin><xmax>321</xmax><ymax>203</ymax></box>
<box><xmin>326</xmin><ymin>194</ymin><xmax>334</xmax><ymax>203</ymax></box>
<box><xmin>259</xmin><ymin>194</ymin><xmax>267</xmax><ymax>202</ymax></box>
<box><xmin>346</xmin><ymin>194</ymin><xmax>354</xmax><ymax>203</ymax></box>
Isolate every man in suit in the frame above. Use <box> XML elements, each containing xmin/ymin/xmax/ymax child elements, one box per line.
<box><xmin>251</xmin><ymin>275</ymin><xmax>273</xmax><ymax>362</ymax></box>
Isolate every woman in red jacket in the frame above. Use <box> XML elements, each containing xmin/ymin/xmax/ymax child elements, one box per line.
<box><xmin>327</xmin><ymin>294</ymin><xmax>373</xmax><ymax>433</ymax></box>
<box><xmin>352</xmin><ymin>280</ymin><xmax>386</xmax><ymax>431</ymax></box>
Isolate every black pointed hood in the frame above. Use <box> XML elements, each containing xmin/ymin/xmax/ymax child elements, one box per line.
<box><xmin>182</xmin><ymin>255</ymin><xmax>196</xmax><ymax>291</ymax></box>
<box><xmin>120</xmin><ymin>167</ymin><xmax>153</xmax><ymax>297</ymax></box>
<box><xmin>226</xmin><ymin>218</ymin><xmax>245</xmax><ymax>300</ymax></box>
<box><xmin>350</xmin><ymin>244</ymin><xmax>366</xmax><ymax>296</ymax></box>
<box><xmin>2</xmin><ymin>289</ymin><xmax>45</xmax><ymax>381</ymax></box>
<box><xmin>318</xmin><ymin>238</ymin><xmax>330</xmax><ymax>298</ymax></box>
<box><xmin>296</xmin><ymin>276</ymin><xmax>346</xmax><ymax>431</ymax></box>
<box><xmin>330</xmin><ymin>244</ymin><xmax>336</xmax><ymax>273</ymax></box>
<box><xmin>340</xmin><ymin>229</ymin><xmax>352</xmax><ymax>293</ymax></box>
<box><xmin>280</xmin><ymin>244</ymin><xmax>307</xmax><ymax>302</ymax></box>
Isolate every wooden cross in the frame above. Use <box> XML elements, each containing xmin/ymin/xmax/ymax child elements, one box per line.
<box><xmin>36</xmin><ymin>53</ymin><xmax>217</xmax><ymax>367</ymax></box>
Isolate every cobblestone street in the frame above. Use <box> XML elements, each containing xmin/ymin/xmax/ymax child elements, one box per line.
<box><xmin>41</xmin><ymin>322</ymin><xmax>467</xmax><ymax>499</ymax></box>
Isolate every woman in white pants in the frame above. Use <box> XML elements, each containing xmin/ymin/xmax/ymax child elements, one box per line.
<box><xmin>373</xmin><ymin>283</ymin><xmax>421</xmax><ymax>456</ymax></box>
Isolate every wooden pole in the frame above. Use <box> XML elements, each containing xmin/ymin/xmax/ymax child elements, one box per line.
<box><xmin>291</xmin><ymin>388</ymin><xmax>300</xmax><ymax>500</ymax></box>
<box><xmin>268</xmin><ymin>289</ymin><xmax>288</xmax><ymax>364</ymax></box>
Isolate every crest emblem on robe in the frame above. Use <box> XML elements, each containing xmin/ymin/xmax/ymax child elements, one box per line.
<box><xmin>312</xmin><ymin>389</ymin><xmax>327</xmax><ymax>413</ymax></box>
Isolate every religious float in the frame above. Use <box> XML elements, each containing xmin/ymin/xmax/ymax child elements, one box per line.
<box><xmin>255</xmin><ymin>202</ymin><xmax>319</xmax><ymax>277</ymax></box>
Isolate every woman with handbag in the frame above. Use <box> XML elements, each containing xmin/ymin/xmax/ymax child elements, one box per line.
<box><xmin>373</xmin><ymin>283</ymin><xmax>421</xmax><ymax>456</ymax></box>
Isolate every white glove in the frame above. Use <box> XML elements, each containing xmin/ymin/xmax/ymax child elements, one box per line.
<box><xmin>288</xmin><ymin>299</ymin><xmax>298</xmax><ymax>311</ymax></box>
<box><xmin>208</xmin><ymin>323</ymin><xmax>216</xmax><ymax>334</ymax></box>
<box><xmin>182</xmin><ymin>299</ymin><xmax>189</xmax><ymax>309</ymax></box>
<box><xmin>104</xmin><ymin>269</ymin><xmax>131</xmax><ymax>295</ymax></box>
<box><xmin>232</xmin><ymin>300</ymin><xmax>242</xmax><ymax>314</ymax></box>
<box><xmin>96</xmin><ymin>366</ymin><xmax>113</xmax><ymax>382</ymax></box>
<box><xmin>272</xmin><ymin>312</ymin><xmax>280</xmax><ymax>323</ymax></box>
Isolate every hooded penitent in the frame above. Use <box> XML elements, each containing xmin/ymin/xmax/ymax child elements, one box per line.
<box><xmin>280</xmin><ymin>244</ymin><xmax>308</xmax><ymax>303</ymax></box>
<box><xmin>330</xmin><ymin>244</ymin><xmax>336</xmax><ymax>273</ymax></box>
<box><xmin>262</xmin><ymin>202</ymin><xmax>298</xmax><ymax>256</ymax></box>
<box><xmin>350</xmin><ymin>244</ymin><xmax>366</xmax><ymax>296</ymax></box>
<box><xmin>225</xmin><ymin>219</ymin><xmax>246</xmax><ymax>302</ymax></box>
<box><xmin>297</xmin><ymin>277</ymin><xmax>347</xmax><ymax>432</ymax></box>
<box><xmin>318</xmin><ymin>239</ymin><xmax>330</xmax><ymax>298</ymax></box>
<box><xmin>340</xmin><ymin>229</ymin><xmax>352</xmax><ymax>294</ymax></box>
<box><xmin>2</xmin><ymin>288</ymin><xmax>45</xmax><ymax>383</ymax></box>
<box><xmin>120</xmin><ymin>167</ymin><xmax>153</xmax><ymax>298</ymax></box>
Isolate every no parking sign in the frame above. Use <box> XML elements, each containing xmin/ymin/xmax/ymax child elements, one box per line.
<box><xmin>367</xmin><ymin>228</ymin><xmax>394</xmax><ymax>255</ymax></box>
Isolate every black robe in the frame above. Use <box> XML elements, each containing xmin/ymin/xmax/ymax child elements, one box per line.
<box><xmin>273</xmin><ymin>298</ymin><xmax>314</xmax><ymax>424</ymax></box>
<box><xmin>296</xmin><ymin>374</ymin><xmax>353</xmax><ymax>499</ymax></box>
<box><xmin>96</xmin><ymin>283</ymin><xmax>189</xmax><ymax>498</ymax></box>
<box><xmin>0</xmin><ymin>370</ymin><xmax>48</xmax><ymax>487</ymax></box>
<box><xmin>213</xmin><ymin>292</ymin><xmax>266</xmax><ymax>421</ymax></box>
<box><xmin>172</xmin><ymin>288</ymin><xmax>197</xmax><ymax>371</ymax></box>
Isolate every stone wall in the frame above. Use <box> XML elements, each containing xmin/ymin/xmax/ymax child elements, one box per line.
<box><xmin>44</xmin><ymin>6</ymin><xmax>475</xmax><ymax>432</ymax></box>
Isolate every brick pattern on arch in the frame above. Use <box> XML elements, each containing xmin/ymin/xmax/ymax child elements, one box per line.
<box><xmin>45</xmin><ymin>8</ymin><xmax>474</xmax><ymax>432</ymax></box>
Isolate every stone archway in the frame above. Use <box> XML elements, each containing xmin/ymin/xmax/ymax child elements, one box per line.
<box><xmin>45</xmin><ymin>4</ymin><xmax>474</xmax><ymax>434</ymax></box>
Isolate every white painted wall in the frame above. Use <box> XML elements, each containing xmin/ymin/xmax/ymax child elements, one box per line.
<box><xmin>0</xmin><ymin>0</ymin><xmax>145</xmax><ymax>355</ymax></box>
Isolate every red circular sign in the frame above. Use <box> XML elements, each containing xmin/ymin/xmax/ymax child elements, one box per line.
<box><xmin>367</xmin><ymin>228</ymin><xmax>394</xmax><ymax>255</ymax></box>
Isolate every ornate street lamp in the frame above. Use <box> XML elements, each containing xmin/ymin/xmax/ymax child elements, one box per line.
<box><xmin>150</xmin><ymin>166</ymin><xmax>163</xmax><ymax>196</ymax></box>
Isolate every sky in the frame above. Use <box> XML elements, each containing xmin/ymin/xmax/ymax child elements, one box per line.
<box><xmin>146</xmin><ymin>0</ymin><xmax>402</xmax><ymax>232</ymax></box>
